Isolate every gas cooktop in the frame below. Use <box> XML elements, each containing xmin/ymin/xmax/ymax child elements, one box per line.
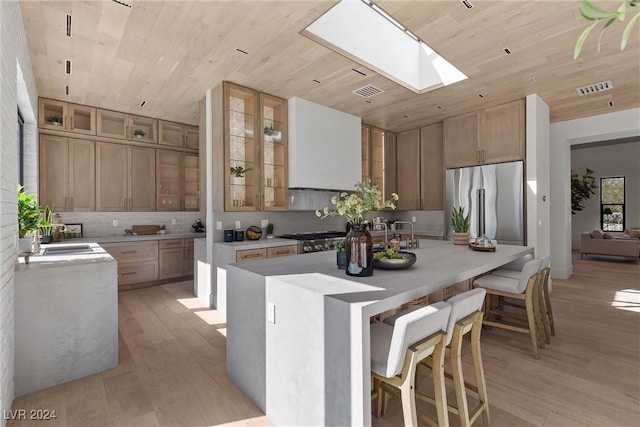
<box><xmin>279</xmin><ymin>231</ymin><xmax>347</xmax><ymax>241</ymax></box>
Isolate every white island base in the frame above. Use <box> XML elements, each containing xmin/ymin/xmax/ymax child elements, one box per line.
<box><xmin>226</xmin><ymin>239</ymin><xmax>533</xmax><ymax>426</ymax></box>
<box><xmin>14</xmin><ymin>243</ymin><xmax>118</xmax><ymax>396</ymax></box>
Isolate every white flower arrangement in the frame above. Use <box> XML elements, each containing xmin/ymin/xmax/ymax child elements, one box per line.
<box><xmin>315</xmin><ymin>181</ymin><xmax>399</xmax><ymax>225</ymax></box>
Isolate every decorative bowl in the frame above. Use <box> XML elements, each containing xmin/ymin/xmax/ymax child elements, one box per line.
<box><xmin>372</xmin><ymin>251</ymin><xmax>417</xmax><ymax>270</ymax></box>
<box><xmin>245</xmin><ymin>226</ymin><xmax>262</xmax><ymax>240</ymax></box>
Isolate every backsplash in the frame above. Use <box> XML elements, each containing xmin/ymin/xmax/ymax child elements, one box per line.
<box><xmin>57</xmin><ymin>212</ymin><xmax>202</xmax><ymax>237</ymax></box>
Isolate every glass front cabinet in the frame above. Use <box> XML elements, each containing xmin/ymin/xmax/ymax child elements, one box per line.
<box><xmin>218</xmin><ymin>82</ymin><xmax>288</xmax><ymax>212</ymax></box>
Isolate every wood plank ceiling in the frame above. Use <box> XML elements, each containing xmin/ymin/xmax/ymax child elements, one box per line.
<box><xmin>19</xmin><ymin>0</ymin><xmax>640</xmax><ymax>132</ymax></box>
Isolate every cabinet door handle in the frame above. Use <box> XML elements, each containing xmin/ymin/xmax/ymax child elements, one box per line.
<box><xmin>243</xmin><ymin>253</ymin><xmax>263</xmax><ymax>259</ymax></box>
<box><xmin>121</xmin><ymin>251</ymin><xmax>138</xmax><ymax>254</ymax></box>
<box><xmin>121</xmin><ymin>272</ymin><xmax>137</xmax><ymax>276</ymax></box>
<box><xmin>70</xmin><ymin>116</ymin><xmax>74</xmax><ymax>130</ymax></box>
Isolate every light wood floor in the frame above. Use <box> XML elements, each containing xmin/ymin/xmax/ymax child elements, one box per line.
<box><xmin>9</xmin><ymin>252</ymin><xmax>640</xmax><ymax>426</ymax></box>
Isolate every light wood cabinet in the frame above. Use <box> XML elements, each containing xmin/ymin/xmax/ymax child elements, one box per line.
<box><xmin>96</xmin><ymin>142</ymin><xmax>155</xmax><ymax>211</ymax></box>
<box><xmin>444</xmin><ymin>99</ymin><xmax>525</xmax><ymax>168</ymax></box>
<box><xmin>396</xmin><ymin>129</ymin><xmax>420</xmax><ymax>210</ymax></box>
<box><xmin>260</xmin><ymin>93</ymin><xmax>288</xmax><ymax>211</ymax></box>
<box><xmin>159</xmin><ymin>247</ymin><xmax>184</xmax><ymax>280</ymax></box>
<box><xmin>443</xmin><ymin>111</ymin><xmax>480</xmax><ymax>169</ymax></box>
<box><xmin>184</xmin><ymin>126</ymin><xmax>200</xmax><ymax>150</ymax></box>
<box><xmin>362</xmin><ymin>125</ymin><xmax>397</xmax><ymax>202</ymax></box>
<box><xmin>267</xmin><ymin>245</ymin><xmax>298</xmax><ymax>258</ymax></box>
<box><xmin>156</xmin><ymin>149</ymin><xmax>182</xmax><ymax>211</ymax></box>
<box><xmin>129</xmin><ymin>115</ymin><xmax>158</xmax><ymax>143</ymax></box>
<box><xmin>236</xmin><ymin>248</ymin><xmax>267</xmax><ymax>263</ymax></box>
<box><xmin>158</xmin><ymin>121</ymin><xmax>199</xmax><ymax>149</ymax></box>
<box><xmin>39</xmin><ymin>98</ymin><xmax>96</xmax><ymax>135</ymax></box>
<box><xmin>183</xmin><ymin>153</ymin><xmax>200</xmax><ymax>211</ymax></box>
<box><xmin>479</xmin><ymin>99</ymin><xmax>525</xmax><ymax>164</ymax></box>
<box><xmin>101</xmin><ymin>241</ymin><xmax>158</xmax><ymax>287</ymax></box>
<box><xmin>420</xmin><ymin>123</ymin><xmax>444</xmax><ymax>210</ymax></box>
<box><xmin>97</xmin><ymin>110</ymin><xmax>128</xmax><ymax>139</ymax></box>
<box><xmin>183</xmin><ymin>244</ymin><xmax>194</xmax><ymax>276</ymax></box>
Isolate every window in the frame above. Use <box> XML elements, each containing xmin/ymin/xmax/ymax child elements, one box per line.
<box><xmin>601</xmin><ymin>177</ymin><xmax>625</xmax><ymax>231</ymax></box>
<box><xmin>18</xmin><ymin>108</ymin><xmax>25</xmax><ymax>186</ymax></box>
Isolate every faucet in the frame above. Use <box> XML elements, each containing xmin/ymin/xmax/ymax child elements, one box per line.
<box><xmin>393</xmin><ymin>221</ymin><xmax>418</xmax><ymax>249</ymax></box>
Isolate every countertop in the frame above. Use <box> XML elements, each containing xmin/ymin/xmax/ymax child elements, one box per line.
<box><xmin>214</xmin><ymin>238</ymin><xmax>298</xmax><ymax>250</ymax></box>
<box><xmin>62</xmin><ymin>232</ymin><xmax>206</xmax><ymax>244</ymax></box>
<box><xmin>16</xmin><ymin>242</ymin><xmax>114</xmax><ymax>270</ymax></box>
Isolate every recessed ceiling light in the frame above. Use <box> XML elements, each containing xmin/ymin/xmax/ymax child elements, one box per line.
<box><xmin>504</xmin><ymin>48</ymin><xmax>512</xmax><ymax>55</ymax></box>
<box><xmin>65</xmin><ymin>85</ymin><xmax>69</xmax><ymax>95</ymax></box>
<box><xmin>477</xmin><ymin>93</ymin><xmax>484</xmax><ymax>98</ymax></box>
<box><xmin>111</xmin><ymin>0</ymin><xmax>132</xmax><ymax>8</ymax></box>
<box><xmin>66</xmin><ymin>14</ymin><xmax>71</xmax><ymax>37</ymax></box>
<box><xmin>352</xmin><ymin>68</ymin><xmax>367</xmax><ymax>77</ymax></box>
<box><xmin>365</xmin><ymin>100</ymin><xmax>372</xmax><ymax>104</ymax></box>
<box><xmin>312</xmin><ymin>78</ymin><xmax>321</xmax><ymax>84</ymax></box>
<box><xmin>435</xmin><ymin>105</ymin><xmax>443</xmax><ymax>109</ymax></box>
<box><xmin>608</xmin><ymin>101</ymin><xmax>615</xmax><ymax>107</ymax></box>
<box><xmin>528</xmin><ymin>77</ymin><xmax>537</xmax><ymax>85</ymax></box>
<box><xmin>235</xmin><ymin>48</ymin><xmax>249</xmax><ymax>55</ymax></box>
<box><xmin>139</xmin><ymin>100</ymin><xmax>147</xmax><ymax>107</ymax></box>
<box><xmin>461</xmin><ymin>0</ymin><xmax>474</xmax><ymax>10</ymax></box>
<box><xmin>403</xmin><ymin>114</ymin><xmax>409</xmax><ymax>118</ymax></box>
<box><xmin>576</xmin><ymin>80</ymin><xmax>613</xmax><ymax>96</ymax></box>
<box><xmin>65</xmin><ymin>60</ymin><xmax>71</xmax><ymax>75</ymax></box>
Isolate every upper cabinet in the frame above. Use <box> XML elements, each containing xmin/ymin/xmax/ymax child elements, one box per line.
<box><xmin>159</xmin><ymin>121</ymin><xmax>200</xmax><ymax>149</ymax></box>
<box><xmin>129</xmin><ymin>115</ymin><xmax>158</xmax><ymax>143</ymax></box>
<box><xmin>97</xmin><ymin>110</ymin><xmax>159</xmax><ymax>143</ymax></box>
<box><xmin>260</xmin><ymin>93</ymin><xmax>288</xmax><ymax>211</ymax></box>
<box><xmin>396</xmin><ymin>129</ymin><xmax>420</xmax><ymax>211</ymax></box>
<box><xmin>362</xmin><ymin>124</ymin><xmax>397</xmax><ymax>202</ymax></box>
<box><xmin>420</xmin><ymin>123</ymin><xmax>444</xmax><ymax>211</ymax></box>
<box><xmin>444</xmin><ymin>99</ymin><xmax>525</xmax><ymax>169</ymax></box>
<box><xmin>212</xmin><ymin>81</ymin><xmax>288</xmax><ymax>212</ymax></box>
<box><xmin>39</xmin><ymin>98</ymin><xmax>96</xmax><ymax>135</ymax></box>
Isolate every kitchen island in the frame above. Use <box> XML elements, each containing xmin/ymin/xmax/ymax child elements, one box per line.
<box><xmin>14</xmin><ymin>243</ymin><xmax>118</xmax><ymax>396</ymax></box>
<box><xmin>226</xmin><ymin>239</ymin><xmax>533</xmax><ymax>426</ymax></box>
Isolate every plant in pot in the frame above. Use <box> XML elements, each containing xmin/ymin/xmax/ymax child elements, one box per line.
<box><xmin>39</xmin><ymin>205</ymin><xmax>54</xmax><ymax>244</ymax></box>
<box><xmin>266</xmin><ymin>223</ymin><xmax>274</xmax><ymax>239</ymax></box>
<box><xmin>230</xmin><ymin>166</ymin><xmax>252</xmax><ymax>185</ymax></box>
<box><xmin>46</xmin><ymin>114</ymin><xmax>63</xmax><ymax>126</ymax></box>
<box><xmin>335</xmin><ymin>238</ymin><xmax>347</xmax><ymax>270</ymax></box>
<box><xmin>264</xmin><ymin>123</ymin><xmax>280</xmax><ymax>139</ymax></box>
<box><xmin>316</xmin><ymin>181</ymin><xmax>398</xmax><ymax>277</ymax></box>
<box><xmin>18</xmin><ymin>186</ymin><xmax>42</xmax><ymax>253</ymax></box>
<box><xmin>159</xmin><ymin>225</ymin><xmax>166</xmax><ymax>235</ymax></box>
<box><xmin>451</xmin><ymin>206</ymin><xmax>471</xmax><ymax>245</ymax></box>
<box><xmin>571</xmin><ymin>167</ymin><xmax>597</xmax><ymax>214</ymax></box>
<box><xmin>133</xmin><ymin>129</ymin><xmax>146</xmax><ymax>138</ymax></box>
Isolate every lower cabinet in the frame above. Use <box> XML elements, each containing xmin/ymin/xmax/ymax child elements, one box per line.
<box><xmin>101</xmin><ymin>241</ymin><xmax>158</xmax><ymax>287</ymax></box>
<box><xmin>103</xmin><ymin>238</ymin><xmax>195</xmax><ymax>287</ymax></box>
<box><xmin>236</xmin><ymin>244</ymin><xmax>298</xmax><ymax>263</ymax></box>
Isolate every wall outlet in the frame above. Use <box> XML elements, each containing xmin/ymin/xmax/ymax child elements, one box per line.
<box><xmin>171</xmin><ymin>218</ymin><xmax>176</xmax><ymax>225</ymax></box>
<box><xmin>216</xmin><ymin>221</ymin><xmax>223</xmax><ymax>230</ymax></box>
<box><xmin>411</xmin><ymin>216</ymin><xmax>417</xmax><ymax>223</ymax></box>
<box><xmin>267</xmin><ymin>302</ymin><xmax>276</xmax><ymax>324</ymax></box>
<box><xmin>261</xmin><ymin>219</ymin><xmax>269</xmax><ymax>228</ymax></box>
<box><xmin>112</xmin><ymin>220</ymin><xmax>118</xmax><ymax>227</ymax></box>
<box><xmin>235</xmin><ymin>220</ymin><xmax>241</xmax><ymax>229</ymax></box>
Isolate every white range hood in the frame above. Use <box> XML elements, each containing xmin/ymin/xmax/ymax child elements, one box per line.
<box><xmin>288</xmin><ymin>97</ymin><xmax>361</xmax><ymax>191</ymax></box>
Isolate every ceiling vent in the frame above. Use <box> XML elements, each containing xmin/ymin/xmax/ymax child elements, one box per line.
<box><xmin>576</xmin><ymin>80</ymin><xmax>613</xmax><ymax>96</ymax></box>
<box><xmin>353</xmin><ymin>85</ymin><xmax>383</xmax><ymax>98</ymax></box>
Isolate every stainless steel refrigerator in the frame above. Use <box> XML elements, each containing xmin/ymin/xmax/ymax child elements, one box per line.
<box><xmin>445</xmin><ymin>161</ymin><xmax>525</xmax><ymax>245</ymax></box>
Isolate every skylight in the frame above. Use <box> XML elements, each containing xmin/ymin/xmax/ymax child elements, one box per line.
<box><xmin>302</xmin><ymin>0</ymin><xmax>467</xmax><ymax>94</ymax></box>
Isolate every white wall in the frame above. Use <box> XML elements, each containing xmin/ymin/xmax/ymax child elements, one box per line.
<box><xmin>526</xmin><ymin>94</ymin><xmax>551</xmax><ymax>260</ymax></box>
<box><xmin>0</xmin><ymin>1</ymin><xmax>38</xmax><ymax>424</ymax></box>
<box><xmin>550</xmin><ymin>108</ymin><xmax>640</xmax><ymax>279</ymax></box>
<box><xmin>570</xmin><ymin>141</ymin><xmax>640</xmax><ymax>248</ymax></box>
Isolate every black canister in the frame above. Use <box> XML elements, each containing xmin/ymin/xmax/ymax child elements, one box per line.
<box><xmin>234</xmin><ymin>230</ymin><xmax>244</xmax><ymax>241</ymax></box>
<box><xmin>224</xmin><ymin>229</ymin><xmax>234</xmax><ymax>242</ymax></box>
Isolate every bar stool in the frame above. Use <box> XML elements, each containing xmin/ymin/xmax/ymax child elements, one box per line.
<box><xmin>539</xmin><ymin>257</ymin><xmax>555</xmax><ymax>338</ymax></box>
<box><xmin>371</xmin><ymin>302</ymin><xmax>452</xmax><ymax>427</ymax></box>
<box><xmin>473</xmin><ymin>258</ymin><xmax>544</xmax><ymax>359</ymax></box>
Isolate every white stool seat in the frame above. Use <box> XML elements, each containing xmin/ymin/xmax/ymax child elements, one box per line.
<box><xmin>473</xmin><ymin>274</ymin><xmax>521</xmax><ymax>293</ymax></box>
<box><xmin>491</xmin><ymin>269</ymin><xmax>521</xmax><ymax>280</ymax></box>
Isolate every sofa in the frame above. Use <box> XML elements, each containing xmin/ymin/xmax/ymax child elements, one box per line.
<box><xmin>580</xmin><ymin>229</ymin><xmax>640</xmax><ymax>262</ymax></box>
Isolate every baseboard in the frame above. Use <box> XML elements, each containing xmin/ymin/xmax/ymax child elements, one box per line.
<box><xmin>551</xmin><ymin>264</ymin><xmax>572</xmax><ymax>280</ymax></box>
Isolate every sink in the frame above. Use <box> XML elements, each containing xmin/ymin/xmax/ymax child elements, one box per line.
<box><xmin>42</xmin><ymin>244</ymin><xmax>94</xmax><ymax>256</ymax></box>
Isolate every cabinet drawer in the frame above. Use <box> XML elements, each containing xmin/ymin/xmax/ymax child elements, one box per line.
<box><xmin>102</xmin><ymin>241</ymin><xmax>157</xmax><ymax>263</ymax></box>
<box><xmin>184</xmin><ymin>238</ymin><xmax>194</xmax><ymax>248</ymax></box>
<box><xmin>236</xmin><ymin>248</ymin><xmax>267</xmax><ymax>263</ymax></box>
<box><xmin>267</xmin><ymin>245</ymin><xmax>298</xmax><ymax>258</ymax></box>
<box><xmin>159</xmin><ymin>239</ymin><xmax>185</xmax><ymax>249</ymax></box>
<box><xmin>117</xmin><ymin>261</ymin><xmax>158</xmax><ymax>286</ymax></box>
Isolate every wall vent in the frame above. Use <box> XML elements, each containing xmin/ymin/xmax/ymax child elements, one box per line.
<box><xmin>353</xmin><ymin>85</ymin><xmax>383</xmax><ymax>98</ymax></box>
<box><xmin>461</xmin><ymin>0</ymin><xmax>473</xmax><ymax>9</ymax></box>
<box><xmin>576</xmin><ymin>80</ymin><xmax>613</xmax><ymax>96</ymax></box>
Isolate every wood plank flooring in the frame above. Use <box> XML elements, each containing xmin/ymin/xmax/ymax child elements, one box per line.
<box><xmin>8</xmin><ymin>252</ymin><xmax>639</xmax><ymax>426</ymax></box>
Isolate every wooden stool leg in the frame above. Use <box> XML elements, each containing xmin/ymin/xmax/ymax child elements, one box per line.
<box><xmin>470</xmin><ymin>316</ymin><xmax>490</xmax><ymax>427</ymax></box>
<box><xmin>525</xmin><ymin>279</ymin><xmax>540</xmax><ymax>359</ymax></box>
<box><xmin>537</xmin><ymin>276</ymin><xmax>551</xmax><ymax>344</ymax></box>
<box><xmin>432</xmin><ymin>339</ymin><xmax>450</xmax><ymax>427</ymax></box>
<box><xmin>543</xmin><ymin>269</ymin><xmax>556</xmax><ymax>336</ymax></box>
<box><xmin>451</xmin><ymin>327</ymin><xmax>471</xmax><ymax>427</ymax></box>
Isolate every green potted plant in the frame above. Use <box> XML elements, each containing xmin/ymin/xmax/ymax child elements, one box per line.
<box><xmin>335</xmin><ymin>239</ymin><xmax>347</xmax><ymax>269</ymax></box>
<box><xmin>17</xmin><ymin>186</ymin><xmax>42</xmax><ymax>252</ymax></box>
<box><xmin>266</xmin><ymin>223</ymin><xmax>274</xmax><ymax>239</ymax></box>
<box><xmin>451</xmin><ymin>206</ymin><xmax>471</xmax><ymax>245</ymax></box>
<box><xmin>571</xmin><ymin>168</ymin><xmax>597</xmax><ymax>214</ymax></box>
<box><xmin>39</xmin><ymin>205</ymin><xmax>54</xmax><ymax>244</ymax></box>
<box><xmin>133</xmin><ymin>129</ymin><xmax>146</xmax><ymax>138</ymax></box>
<box><xmin>230</xmin><ymin>166</ymin><xmax>253</xmax><ymax>185</ymax></box>
<box><xmin>264</xmin><ymin>122</ymin><xmax>281</xmax><ymax>139</ymax></box>
<box><xmin>46</xmin><ymin>114</ymin><xmax>63</xmax><ymax>126</ymax></box>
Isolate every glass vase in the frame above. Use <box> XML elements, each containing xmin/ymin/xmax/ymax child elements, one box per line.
<box><xmin>345</xmin><ymin>224</ymin><xmax>373</xmax><ymax>277</ymax></box>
